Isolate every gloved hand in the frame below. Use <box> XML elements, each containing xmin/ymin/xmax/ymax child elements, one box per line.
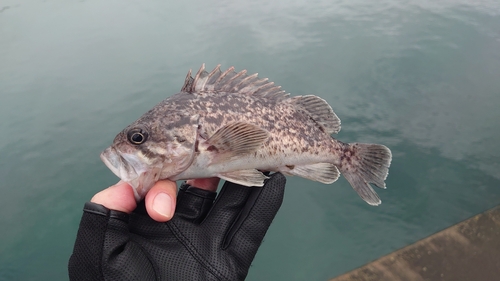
<box><xmin>68</xmin><ymin>172</ymin><xmax>286</xmax><ymax>281</ymax></box>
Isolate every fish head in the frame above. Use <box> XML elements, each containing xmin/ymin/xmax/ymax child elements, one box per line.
<box><xmin>100</xmin><ymin>114</ymin><xmax>199</xmax><ymax>200</ymax></box>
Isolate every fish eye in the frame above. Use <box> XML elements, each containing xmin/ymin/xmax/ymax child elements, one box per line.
<box><xmin>127</xmin><ymin>128</ymin><xmax>148</xmax><ymax>145</ymax></box>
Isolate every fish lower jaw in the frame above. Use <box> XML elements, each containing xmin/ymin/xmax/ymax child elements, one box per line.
<box><xmin>125</xmin><ymin>178</ymin><xmax>142</xmax><ymax>200</ymax></box>
<box><xmin>100</xmin><ymin>152</ymin><xmax>122</xmax><ymax>179</ymax></box>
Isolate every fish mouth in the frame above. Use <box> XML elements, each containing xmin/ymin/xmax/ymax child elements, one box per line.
<box><xmin>100</xmin><ymin>146</ymin><xmax>162</xmax><ymax>200</ymax></box>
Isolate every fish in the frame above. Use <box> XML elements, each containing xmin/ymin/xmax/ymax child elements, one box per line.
<box><xmin>100</xmin><ymin>64</ymin><xmax>392</xmax><ymax>205</ymax></box>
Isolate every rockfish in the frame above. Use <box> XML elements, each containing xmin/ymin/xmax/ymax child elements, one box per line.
<box><xmin>101</xmin><ymin>65</ymin><xmax>392</xmax><ymax>205</ymax></box>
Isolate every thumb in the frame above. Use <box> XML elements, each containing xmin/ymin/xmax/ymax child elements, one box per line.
<box><xmin>91</xmin><ymin>181</ymin><xmax>137</xmax><ymax>214</ymax></box>
<box><xmin>145</xmin><ymin>179</ymin><xmax>178</xmax><ymax>222</ymax></box>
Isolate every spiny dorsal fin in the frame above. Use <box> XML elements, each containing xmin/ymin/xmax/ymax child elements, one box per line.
<box><xmin>180</xmin><ymin>64</ymin><xmax>290</xmax><ymax>101</ymax></box>
<box><xmin>289</xmin><ymin>95</ymin><xmax>341</xmax><ymax>134</ymax></box>
<box><xmin>181</xmin><ymin>69</ymin><xmax>194</xmax><ymax>92</ymax></box>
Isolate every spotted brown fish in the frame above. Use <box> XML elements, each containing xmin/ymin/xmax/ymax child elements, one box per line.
<box><xmin>101</xmin><ymin>65</ymin><xmax>392</xmax><ymax>205</ymax></box>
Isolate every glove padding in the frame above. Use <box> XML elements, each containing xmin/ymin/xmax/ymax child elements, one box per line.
<box><xmin>68</xmin><ymin>172</ymin><xmax>286</xmax><ymax>281</ymax></box>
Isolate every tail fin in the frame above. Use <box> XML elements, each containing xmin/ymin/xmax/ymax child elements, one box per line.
<box><xmin>339</xmin><ymin>143</ymin><xmax>392</xmax><ymax>206</ymax></box>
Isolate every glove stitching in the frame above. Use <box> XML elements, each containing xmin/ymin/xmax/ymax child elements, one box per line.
<box><xmin>128</xmin><ymin>234</ymin><xmax>162</xmax><ymax>281</ymax></box>
<box><xmin>221</xmin><ymin>210</ymin><xmax>244</xmax><ymax>250</ymax></box>
<box><xmin>99</xmin><ymin>214</ymin><xmax>111</xmax><ymax>281</ymax></box>
<box><xmin>221</xmin><ymin>187</ymin><xmax>263</xmax><ymax>250</ymax></box>
<box><xmin>103</xmin><ymin>214</ymin><xmax>161</xmax><ymax>281</ymax></box>
<box><xmin>84</xmin><ymin>208</ymin><xmax>108</xmax><ymax>216</ymax></box>
<box><xmin>167</xmin><ymin>220</ymin><xmax>228</xmax><ymax>281</ymax></box>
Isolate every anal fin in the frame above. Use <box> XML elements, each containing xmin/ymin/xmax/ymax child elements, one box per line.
<box><xmin>281</xmin><ymin>163</ymin><xmax>340</xmax><ymax>184</ymax></box>
<box><xmin>218</xmin><ymin>169</ymin><xmax>269</xmax><ymax>186</ymax></box>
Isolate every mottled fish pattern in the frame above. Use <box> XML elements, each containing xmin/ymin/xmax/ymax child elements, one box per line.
<box><xmin>101</xmin><ymin>65</ymin><xmax>392</xmax><ymax>205</ymax></box>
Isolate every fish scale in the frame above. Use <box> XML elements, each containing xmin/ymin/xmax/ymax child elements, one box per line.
<box><xmin>101</xmin><ymin>64</ymin><xmax>392</xmax><ymax>205</ymax></box>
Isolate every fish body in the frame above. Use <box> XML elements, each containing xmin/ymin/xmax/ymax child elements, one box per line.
<box><xmin>101</xmin><ymin>65</ymin><xmax>392</xmax><ymax>205</ymax></box>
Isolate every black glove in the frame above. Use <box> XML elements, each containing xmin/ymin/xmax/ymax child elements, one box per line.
<box><xmin>68</xmin><ymin>172</ymin><xmax>286</xmax><ymax>281</ymax></box>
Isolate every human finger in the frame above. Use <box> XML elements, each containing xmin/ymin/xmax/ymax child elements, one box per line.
<box><xmin>90</xmin><ymin>181</ymin><xmax>137</xmax><ymax>214</ymax></box>
<box><xmin>186</xmin><ymin>177</ymin><xmax>220</xmax><ymax>192</ymax></box>
<box><xmin>144</xmin><ymin>179</ymin><xmax>178</xmax><ymax>222</ymax></box>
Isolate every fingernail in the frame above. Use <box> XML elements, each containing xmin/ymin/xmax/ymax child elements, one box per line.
<box><xmin>153</xmin><ymin>192</ymin><xmax>173</xmax><ymax>218</ymax></box>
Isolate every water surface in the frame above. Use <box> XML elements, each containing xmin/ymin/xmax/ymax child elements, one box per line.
<box><xmin>1</xmin><ymin>1</ymin><xmax>500</xmax><ymax>280</ymax></box>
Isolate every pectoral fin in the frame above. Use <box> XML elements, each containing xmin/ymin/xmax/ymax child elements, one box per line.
<box><xmin>281</xmin><ymin>163</ymin><xmax>340</xmax><ymax>184</ymax></box>
<box><xmin>207</xmin><ymin>122</ymin><xmax>269</xmax><ymax>161</ymax></box>
<box><xmin>218</xmin><ymin>169</ymin><xmax>269</xmax><ymax>186</ymax></box>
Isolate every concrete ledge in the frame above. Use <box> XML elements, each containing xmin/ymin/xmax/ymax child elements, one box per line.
<box><xmin>330</xmin><ymin>206</ymin><xmax>500</xmax><ymax>281</ymax></box>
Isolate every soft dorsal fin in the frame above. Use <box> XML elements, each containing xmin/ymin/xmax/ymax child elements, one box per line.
<box><xmin>289</xmin><ymin>95</ymin><xmax>341</xmax><ymax>134</ymax></box>
<box><xmin>181</xmin><ymin>64</ymin><xmax>290</xmax><ymax>101</ymax></box>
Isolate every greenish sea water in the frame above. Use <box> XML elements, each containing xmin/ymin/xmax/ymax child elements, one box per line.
<box><xmin>1</xmin><ymin>1</ymin><xmax>500</xmax><ymax>280</ymax></box>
